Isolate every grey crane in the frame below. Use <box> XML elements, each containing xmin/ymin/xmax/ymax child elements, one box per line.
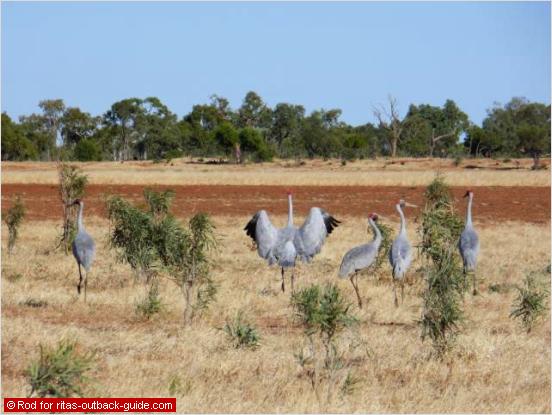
<box><xmin>459</xmin><ymin>189</ymin><xmax>480</xmax><ymax>295</ymax></box>
<box><xmin>338</xmin><ymin>213</ymin><xmax>382</xmax><ymax>308</ymax></box>
<box><xmin>244</xmin><ymin>191</ymin><xmax>340</xmax><ymax>292</ymax></box>
<box><xmin>70</xmin><ymin>199</ymin><xmax>96</xmax><ymax>301</ymax></box>
<box><xmin>389</xmin><ymin>199</ymin><xmax>416</xmax><ymax>307</ymax></box>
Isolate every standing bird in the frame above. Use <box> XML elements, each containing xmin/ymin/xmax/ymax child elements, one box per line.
<box><xmin>389</xmin><ymin>199</ymin><xmax>416</xmax><ymax>307</ymax></box>
<box><xmin>70</xmin><ymin>199</ymin><xmax>95</xmax><ymax>301</ymax></box>
<box><xmin>244</xmin><ymin>191</ymin><xmax>340</xmax><ymax>292</ymax></box>
<box><xmin>459</xmin><ymin>190</ymin><xmax>480</xmax><ymax>295</ymax></box>
<box><xmin>338</xmin><ymin>213</ymin><xmax>382</xmax><ymax>308</ymax></box>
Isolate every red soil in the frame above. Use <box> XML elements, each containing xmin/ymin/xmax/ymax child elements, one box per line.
<box><xmin>2</xmin><ymin>184</ymin><xmax>549</xmax><ymax>224</ymax></box>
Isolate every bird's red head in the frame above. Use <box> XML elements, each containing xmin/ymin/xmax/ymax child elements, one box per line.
<box><xmin>369</xmin><ymin>212</ymin><xmax>378</xmax><ymax>221</ymax></box>
<box><xmin>464</xmin><ymin>190</ymin><xmax>473</xmax><ymax>198</ymax></box>
<box><xmin>73</xmin><ymin>199</ymin><xmax>82</xmax><ymax>205</ymax></box>
<box><xmin>399</xmin><ymin>199</ymin><xmax>406</xmax><ymax>207</ymax></box>
<box><xmin>286</xmin><ymin>189</ymin><xmax>292</xmax><ymax>196</ymax></box>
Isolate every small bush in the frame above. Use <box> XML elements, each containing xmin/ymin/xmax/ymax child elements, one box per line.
<box><xmin>373</xmin><ymin>220</ymin><xmax>393</xmax><ymax>273</ymax></box>
<box><xmin>291</xmin><ymin>284</ymin><xmax>357</xmax><ymax>356</ymax></box>
<box><xmin>7</xmin><ymin>272</ymin><xmax>23</xmax><ymax>283</ymax></box>
<box><xmin>106</xmin><ymin>196</ymin><xmax>158</xmax><ymax>282</ymax></box>
<box><xmin>291</xmin><ymin>284</ymin><xmax>359</xmax><ymax>404</ymax></box>
<box><xmin>21</xmin><ymin>298</ymin><xmax>48</xmax><ymax>308</ymax></box>
<box><xmin>453</xmin><ymin>156</ymin><xmax>463</xmax><ymax>167</ymax></box>
<box><xmin>4</xmin><ymin>195</ymin><xmax>25</xmax><ymax>254</ymax></box>
<box><xmin>135</xmin><ymin>281</ymin><xmax>163</xmax><ymax>319</ymax></box>
<box><xmin>27</xmin><ymin>339</ymin><xmax>95</xmax><ymax>398</ymax></box>
<box><xmin>223</xmin><ymin>311</ymin><xmax>260</xmax><ymax>349</ymax></box>
<box><xmin>510</xmin><ymin>272</ymin><xmax>549</xmax><ymax>333</ymax></box>
<box><xmin>143</xmin><ymin>188</ymin><xmax>175</xmax><ymax>221</ymax></box>
<box><xmin>488</xmin><ymin>282</ymin><xmax>515</xmax><ymax>294</ymax></box>
<box><xmin>419</xmin><ymin>175</ymin><xmax>465</xmax><ymax>357</ymax></box>
<box><xmin>57</xmin><ymin>163</ymin><xmax>88</xmax><ymax>254</ymax></box>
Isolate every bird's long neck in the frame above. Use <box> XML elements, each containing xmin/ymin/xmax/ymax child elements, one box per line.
<box><xmin>77</xmin><ymin>202</ymin><xmax>84</xmax><ymax>231</ymax></box>
<box><xmin>287</xmin><ymin>194</ymin><xmax>294</xmax><ymax>227</ymax></box>
<box><xmin>466</xmin><ymin>194</ymin><xmax>473</xmax><ymax>227</ymax></box>
<box><xmin>369</xmin><ymin>218</ymin><xmax>382</xmax><ymax>247</ymax></box>
<box><xmin>397</xmin><ymin>204</ymin><xmax>406</xmax><ymax>235</ymax></box>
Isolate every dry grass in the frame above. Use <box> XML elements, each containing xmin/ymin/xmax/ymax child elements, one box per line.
<box><xmin>2</xmin><ymin>158</ymin><xmax>550</xmax><ymax>187</ymax></box>
<box><xmin>2</xmin><ymin>217</ymin><xmax>550</xmax><ymax>412</ymax></box>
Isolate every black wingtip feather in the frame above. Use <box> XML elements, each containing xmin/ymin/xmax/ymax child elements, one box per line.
<box><xmin>244</xmin><ymin>213</ymin><xmax>259</xmax><ymax>241</ymax></box>
<box><xmin>324</xmin><ymin>215</ymin><xmax>341</xmax><ymax>235</ymax></box>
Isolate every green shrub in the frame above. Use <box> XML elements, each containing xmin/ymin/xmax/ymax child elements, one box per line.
<box><xmin>4</xmin><ymin>195</ymin><xmax>25</xmax><ymax>254</ymax></box>
<box><xmin>27</xmin><ymin>339</ymin><xmax>95</xmax><ymax>397</ymax></box>
<box><xmin>418</xmin><ymin>175</ymin><xmax>465</xmax><ymax>357</ymax></box>
<box><xmin>291</xmin><ymin>284</ymin><xmax>359</xmax><ymax>403</ymax></box>
<box><xmin>106</xmin><ymin>196</ymin><xmax>158</xmax><ymax>282</ymax></box>
<box><xmin>223</xmin><ymin>311</ymin><xmax>260</xmax><ymax>349</ymax></box>
<box><xmin>57</xmin><ymin>163</ymin><xmax>88</xmax><ymax>254</ymax></box>
<box><xmin>135</xmin><ymin>281</ymin><xmax>163</xmax><ymax>319</ymax></box>
<box><xmin>21</xmin><ymin>298</ymin><xmax>48</xmax><ymax>308</ymax></box>
<box><xmin>453</xmin><ymin>155</ymin><xmax>463</xmax><ymax>167</ymax></box>
<box><xmin>510</xmin><ymin>272</ymin><xmax>549</xmax><ymax>333</ymax></box>
<box><xmin>74</xmin><ymin>139</ymin><xmax>101</xmax><ymax>161</ymax></box>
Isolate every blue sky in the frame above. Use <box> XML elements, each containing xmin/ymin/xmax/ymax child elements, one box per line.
<box><xmin>2</xmin><ymin>1</ymin><xmax>550</xmax><ymax>126</ymax></box>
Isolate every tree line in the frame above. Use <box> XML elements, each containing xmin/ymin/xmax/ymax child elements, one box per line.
<box><xmin>2</xmin><ymin>92</ymin><xmax>550</xmax><ymax>167</ymax></box>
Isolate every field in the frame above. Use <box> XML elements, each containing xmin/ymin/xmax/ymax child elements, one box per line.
<box><xmin>2</xmin><ymin>158</ymin><xmax>551</xmax><ymax>413</ymax></box>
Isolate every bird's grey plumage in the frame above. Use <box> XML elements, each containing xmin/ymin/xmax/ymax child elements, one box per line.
<box><xmin>72</xmin><ymin>231</ymin><xmax>95</xmax><ymax>272</ymax></box>
<box><xmin>338</xmin><ymin>217</ymin><xmax>382</xmax><ymax>278</ymax></box>
<box><xmin>338</xmin><ymin>214</ymin><xmax>381</xmax><ymax>308</ymax></box>
<box><xmin>71</xmin><ymin>200</ymin><xmax>95</xmax><ymax>300</ymax></box>
<box><xmin>459</xmin><ymin>191</ymin><xmax>480</xmax><ymax>295</ymax></box>
<box><xmin>244</xmin><ymin>194</ymin><xmax>340</xmax><ymax>291</ymax></box>
<box><xmin>458</xmin><ymin>192</ymin><xmax>479</xmax><ymax>272</ymax></box>
<box><xmin>389</xmin><ymin>201</ymin><xmax>412</xmax><ymax>282</ymax></box>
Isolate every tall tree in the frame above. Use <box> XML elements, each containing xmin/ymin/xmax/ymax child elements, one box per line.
<box><xmin>104</xmin><ymin>98</ymin><xmax>143</xmax><ymax>161</ymax></box>
<box><xmin>269</xmin><ymin>103</ymin><xmax>305</xmax><ymax>146</ymax></box>
<box><xmin>39</xmin><ymin>99</ymin><xmax>65</xmax><ymax>160</ymax></box>
<box><xmin>372</xmin><ymin>95</ymin><xmax>403</xmax><ymax>158</ymax></box>
<box><xmin>61</xmin><ymin>107</ymin><xmax>99</xmax><ymax>148</ymax></box>
<box><xmin>1</xmin><ymin>113</ymin><xmax>38</xmax><ymax>161</ymax></box>
<box><xmin>238</xmin><ymin>91</ymin><xmax>272</xmax><ymax>129</ymax></box>
<box><xmin>403</xmin><ymin>100</ymin><xmax>469</xmax><ymax>157</ymax></box>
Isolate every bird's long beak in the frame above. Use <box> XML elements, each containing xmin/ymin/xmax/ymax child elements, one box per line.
<box><xmin>404</xmin><ymin>202</ymin><xmax>418</xmax><ymax>208</ymax></box>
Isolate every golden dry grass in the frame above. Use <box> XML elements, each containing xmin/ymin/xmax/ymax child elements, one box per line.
<box><xmin>2</xmin><ymin>157</ymin><xmax>550</xmax><ymax>187</ymax></box>
<box><xmin>2</xmin><ymin>216</ymin><xmax>550</xmax><ymax>413</ymax></box>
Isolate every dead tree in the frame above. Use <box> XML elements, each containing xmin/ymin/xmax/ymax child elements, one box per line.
<box><xmin>373</xmin><ymin>95</ymin><xmax>403</xmax><ymax>158</ymax></box>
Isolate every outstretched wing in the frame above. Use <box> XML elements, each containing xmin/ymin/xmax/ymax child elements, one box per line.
<box><xmin>244</xmin><ymin>210</ymin><xmax>279</xmax><ymax>263</ymax></box>
<box><xmin>295</xmin><ymin>207</ymin><xmax>340</xmax><ymax>261</ymax></box>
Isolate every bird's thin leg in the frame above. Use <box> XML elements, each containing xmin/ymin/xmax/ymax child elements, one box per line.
<box><xmin>401</xmin><ymin>281</ymin><xmax>405</xmax><ymax>304</ymax></box>
<box><xmin>393</xmin><ymin>281</ymin><xmax>398</xmax><ymax>308</ymax></box>
<box><xmin>84</xmin><ymin>270</ymin><xmax>88</xmax><ymax>303</ymax></box>
<box><xmin>291</xmin><ymin>270</ymin><xmax>295</xmax><ymax>293</ymax></box>
<box><xmin>77</xmin><ymin>264</ymin><xmax>83</xmax><ymax>295</ymax></box>
<box><xmin>281</xmin><ymin>267</ymin><xmax>285</xmax><ymax>292</ymax></box>
<box><xmin>472</xmin><ymin>271</ymin><xmax>477</xmax><ymax>296</ymax></box>
<box><xmin>350</xmin><ymin>274</ymin><xmax>362</xmax><ymax>309</ymax></box>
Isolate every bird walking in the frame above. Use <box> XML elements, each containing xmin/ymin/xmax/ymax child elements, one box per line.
<box><xmin>459</xmin><ymin>190</ymin><xmax>480</xmax><ymax>295</ymax></box>
<box><xmin>338</xmin><ymin>213</ymin><xmax>382</xmax><ymax>308</ymax></box>
<box><xmin>244</xmin><ymin>191</ymin><xmax>340</xmax><ymax>293</ymax></box>
<box><xmin>70</xmin><ymin>199</ymin><xmax>95</xmax><ymax>301</ymax></box>
<box><xmin>389</xmin><ymin>200</ymin><xmax>415</xmax><ymax>307</ymax></box>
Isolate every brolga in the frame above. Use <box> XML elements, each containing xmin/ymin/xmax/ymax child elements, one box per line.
<box><xmin>70</xmin><ymin>199</ymin><xmax>96</xmax><ymax>301</ymax></box>
<box><xmin>389</xmin><ymin>199</ymin><xmax>416</xmax><ymax>307</ymax></box>
<box><xmin>244</xmin><ymin>191</ymin><xmax>340</xmax><ymax>293</ymax></box>
<box><xmin>338</xmin><ymin>213</ymin><xmax>382</xmax><ymax>308</ymax></box>
<box><xmin>459</xmin><ymin>190</ymin><xmax>480</xmax><ymax>295</ymax></box>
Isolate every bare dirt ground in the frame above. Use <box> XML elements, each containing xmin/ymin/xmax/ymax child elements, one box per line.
<box><xmin>3</xmin><ymin>183</ymin><xmax>550</xmax><ymax>223</ymax></box>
